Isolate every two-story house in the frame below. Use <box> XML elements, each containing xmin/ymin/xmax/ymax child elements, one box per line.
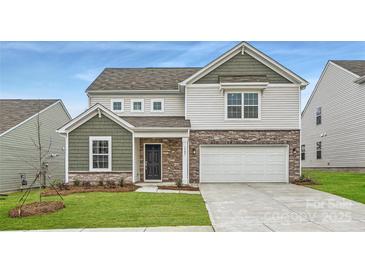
<box><xmin>58</xmin><ymin>42</ymin><xmax>308</xmax><ymax>184</ymax></box>
<box><xmin>301</xmin><ymin>60</ymin><xmax>365</xmax><ymax>170</ymax></box>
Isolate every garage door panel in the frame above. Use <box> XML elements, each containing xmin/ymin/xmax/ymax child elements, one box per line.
<box><xmin>200</xmin><ymin>146</ymin><xmax>288</xmax><ymax>183</ymax></box>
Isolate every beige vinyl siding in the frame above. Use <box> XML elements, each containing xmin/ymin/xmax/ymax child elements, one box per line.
<box><xmin>301</xmin><ymin>63</ymin><xmax>365</xmax><ymax>168</ymax></box>
<box><xmin>186</xmin><ymin>85</ymin><xmax>300</xmax><ymax>130</ymax></box>
<box><xmin>0</xmin><ymin>102</ymin><xmax>70</xmax><ymax>192</ymax></box>
<box><xmin>68</xmin><ymin>114</ymin><xmax>132</xmax><ymax>172</ymax></box>
<box><xmin>195</xmin><ymin>52</ymin><xmax>291</xmax><ymax>84</ymax></box>
<box><xmin>89</xmin><ymin>94</ymin><xmax>185</xmax><ymax>116</ymax></box>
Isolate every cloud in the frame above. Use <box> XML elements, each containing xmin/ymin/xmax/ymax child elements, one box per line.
<box><xmin>0</xmin><ymin>41</ymin><xmax>207</xmax><ymax>54</ymax></box>
<box><xmin>152</xmin><ymin>41</ymin><xmax>237</xmax><ymax>67</ymax></box>
<box><xmin>74</xmin><ymin>69</ymin><xmax>101</xmax><ymax>82</ymax></box>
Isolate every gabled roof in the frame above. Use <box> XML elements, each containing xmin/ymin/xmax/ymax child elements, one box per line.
<box><xmin>57</xmin><ymin>104</ymin><xmax>191</xmax><ymax>134</ymax></box>
<box><xmin>86</xmin><ymin>68</ymin><xmax>200</xmax><ymax>92</ymax></box>
<box><xmin>302</xmin><ymin>60</ymin><xmax>365</xmax><ymax>116</ymax></box>
<box><xmin>331</xmin><ymin>60</ymin><xmax>365</xmax><ymax>77</ymax></box>
<box><xmin>57</xmin><ymin>104</ymin><xmax>135</xmax><ymax>133</ymax></box>
<box><xmin>0</xmin><ymin>99</ymin><xmax>66</xmax><ymax>136</ymax></box>
<box><xmin>180</xmin><ymin>41</ymin><xmax>309</xmax><ymax>88</ymax></box>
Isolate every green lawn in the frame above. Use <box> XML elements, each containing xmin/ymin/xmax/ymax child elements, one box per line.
<box><xmin>303</xmin><ymin>169</ymin><xmax>365</xmax><ymax>204</ymax></box>
<box><xmin>0</xmin><ymin>190</ymin><xmax>211</xmax><ymax>231</ymax></box>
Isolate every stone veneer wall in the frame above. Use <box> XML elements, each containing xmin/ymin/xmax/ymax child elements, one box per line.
<box><xmin>139</xmin><ymin>138</ymin><xmax>182</xmax><ymax>182</ymax></box>
<box><xmin>69</xmin><ymin>172</ymin><xmax>132</xmax><ymax>185</ymax></box>
<box><xmin>189</xmin><ymin>130</ymin><xmax>300</xmax><ymax>183</ymax></box>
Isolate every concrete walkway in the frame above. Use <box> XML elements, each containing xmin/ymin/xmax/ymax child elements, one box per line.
<box><xmin>135</xmin><ymin>183</ymin><xmax>200</xmax><ymax>194</ymax></box>
<box><xmin>11</xmin><ymin>226</ymin><xmax>213</xmax><ymax>232</ymax></box>
<box><xmin>200</xmin><ymin>183</ymin><xmax>365</xmax><ymax>232</ymax></box>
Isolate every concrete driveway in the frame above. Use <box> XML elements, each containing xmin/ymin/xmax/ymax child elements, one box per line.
<box><xmin>200</xmin><ymin>183</ymin><xmax>365</xmax><ymax>232</ymax></box>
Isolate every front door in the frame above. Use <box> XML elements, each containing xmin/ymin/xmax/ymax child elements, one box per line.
<box><xmin>145</xmin><ymin>144</ymin><xmax>161</xmax><ymax>181</ymax></box>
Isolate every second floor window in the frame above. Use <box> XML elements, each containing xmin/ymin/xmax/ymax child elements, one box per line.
<box><xmin>301</xmin><ymin>145</ymin><xmax>305</xmax><ymax>160</ymax></box>
<box><xmin>227</xmin><ymin>93</ymin><xmax>242</xmax><ymax>118</ymax></box>
<box><xmin>316</xmin><ymin>141</ymin><xmax>322</xmax><ymax>159</ymax></box>
<box><xmin>151</xmin><ymin>99</ymin><xmax>164</xmax><ymax>112</ymax></box>
<box><xmin>111</xmin><ymin>99</ymin><xmax>124</xmax><ymax>112</ymax></box>
<box><xmin>227</xmin><ymin>92</ymin><xmax>259</xmax><ymax>119</ymax></box>
<box><xmin>131</xmin><ymin>99</ymin><xmax>144</xmax><ymax>112</ymax></box>
<box><xmin>316</xmin><ymin>107</ymin><xmax>322</xmax><ymax>125</ymax></box>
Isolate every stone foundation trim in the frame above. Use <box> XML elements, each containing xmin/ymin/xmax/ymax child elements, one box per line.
<box><xmin>68</xmin><ymin>172</ymin><xmax>133</xmax><ymax>185</ymax></box>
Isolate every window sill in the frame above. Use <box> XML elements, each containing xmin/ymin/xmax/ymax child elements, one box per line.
<box><xmin>89</xmin><ymin>168</ymin><xmax>112</xmax><ymax>172</ymax></box>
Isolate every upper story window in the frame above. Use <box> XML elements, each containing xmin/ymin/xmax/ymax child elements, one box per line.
<box><xmin>111</xmin><ymin>99</ymin><xmax>124</xmax><ymax>112</ymax></box>
<box><xmin>301</xmin><ymin>145</ymin><xmax>305</xmax><ymax>160</ymax></box>
<box><xmin>131</xmin><ymin>99</ymin><xmax>144</xmax><ymax>112</ymax></box>
<box><xmin>316</xmin><ymin>141</ymin><xmax>322</xmax><ymax>159</ymax></box>
<box><xmin>151</xmin><ymin>99</ymin><xmax>164</xmax><ymax>112</ymax></box>
<box><xmin>316</xmin><ymin>107</ymin><xmax>322</xmax><ymax>125</ymax></box>
<box><xmin>89</xmin><ymin>136</ymin><xmax>112</xmax><ymax>171</ymax></box>
<box><xmin>226</xmin><ymin>92</ymin><xmax>260</xmax><ymax>119</ymax></box>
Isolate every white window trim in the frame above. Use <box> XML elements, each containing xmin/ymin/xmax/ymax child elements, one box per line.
<box><xmin>131</xmin><ymin>99</ymin><xmax>144</xmax><ymax>112</ymax></box>
<box><xmin>225</xmin><ymin>91</ymin><xmax>261</xmax><ymax>120</ymax></box>
<box><xmin>111</xmin><ymin>99</ymin><xmax>124</xmax><ymax>113</ymax></box>
<box><xmin>151</xmin><ymin>98</ymin><xmax>165</xmax><ymax>112</ymax></box>
<box><xmin>89</xmin><ymin>136</ymin><xmax>112</xmax><ymax>172</ymax></box>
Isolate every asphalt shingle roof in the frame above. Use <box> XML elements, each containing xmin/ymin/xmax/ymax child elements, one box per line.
<box><xmin>122</xmin><ymin>116</ymin><xmax>190</xmax><ymax>128</ymax></box>
<box><xmin>0</xmin><ymin>99</ymin><xmax>59</xmax><ymax>134</ymax></box>
<box><xmin>331</xmin><ymin>60</ymin><xmax>365</xmax><ymax>77</ymax></box>
<box><xmin>86</xmin><ymin>68</ymin><xmax>201</xmax><ymax>91</ymax></box>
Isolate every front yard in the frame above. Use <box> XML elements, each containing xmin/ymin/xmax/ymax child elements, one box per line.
<box><xmin>303</xmin><ymin>169</ymin><xmax>365</xmax><ymax>204</ymax></box>
<box><xmin>0</xmin><ymin>190</ymin><xmax>211</xmax><ymax>231</ymax></box>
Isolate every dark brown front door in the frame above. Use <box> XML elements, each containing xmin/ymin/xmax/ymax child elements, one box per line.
<box><xmin>145</xmin><ymin>144</ymin><xmax>161</xmax><ymax>180</ymax></box>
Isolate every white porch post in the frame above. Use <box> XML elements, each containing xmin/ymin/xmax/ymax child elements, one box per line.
<box><xmin>182</xmin><ymin>137</ymin><xmax>189</xmax><ymax>184</ymax></box>
<box><xmin>65</xmin><ymin>133</ymin><xmax>69</xmax><ymax>183</ymax></box>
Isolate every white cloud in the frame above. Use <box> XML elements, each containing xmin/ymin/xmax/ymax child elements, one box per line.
<box><xmin>74</xmin><ymin>69</ymin><xmax>101</xmax><ymax>82</ymax></box>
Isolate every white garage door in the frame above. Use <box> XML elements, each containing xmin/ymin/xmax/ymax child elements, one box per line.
<box><xmin>200</xmin><ymin>145</ymin><xmax>288</xmax><ymax>183</ymax></box>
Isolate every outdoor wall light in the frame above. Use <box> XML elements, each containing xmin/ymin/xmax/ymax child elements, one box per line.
<box><xmin>192</xmin><ymin>148</ymin><xmax>196</xmax><ymax>155</ymax></box>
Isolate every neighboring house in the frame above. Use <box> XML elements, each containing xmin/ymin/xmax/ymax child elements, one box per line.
<box><xmin>58</xmin><ymin>42</ymin><xmax>308</xmax><ymax>184</ymax></box>
<box><xmin>0</xmin><ymin>99</ymin><xmax>71</xmax><ymax>192</ymax></box>
<box><xmin>301</xmin><ymin>60</ymin><xmax>365</xmax><ymax>169</ymax></box>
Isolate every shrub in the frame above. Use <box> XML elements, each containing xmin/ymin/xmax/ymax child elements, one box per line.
<box><xmin>52</xmin><ymin>179</ymin><xmax>63</xmax><ymax>189</ymax></box>
<box><xmin>73</xmin><ymin>178</ymin><xmax>81</xmax><ymax>187</ymax></box>
<box><xmin>119</xmin><ymin>177</ymin><xmax>124</xmax><ymax>187</ymax></box>
<box><xmin>105</xmin><ymin>180</ymin><xmax>116</xmax><ymax>188</ymax></box>
<box><xmin>176</xmin><ymin>178</ymin><xmax>183</xmax><ymax>188</ymax></box>
<box><xmin>82</xmin><ymin>181</ymin><xmax>91</xmax><ymax>188</ymax></box>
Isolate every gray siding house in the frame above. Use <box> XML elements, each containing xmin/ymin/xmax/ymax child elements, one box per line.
<box><xmin>58</xmin><ymin>42</ymin><xmax>308</xmax><ymax>184</ymax></box>
<box><xmin>0</xmin><ymin>100</ymin><xmax>71</xmax><ymax>192</ymax></box>
<box><xmin>301</xmin><ymin>61</ymin><xmax>365</xmax><ymax>169</ymax></box>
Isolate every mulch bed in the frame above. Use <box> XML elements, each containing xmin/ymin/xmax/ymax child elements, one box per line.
<box><xmin>293</xmin><ymin>177</ymin><xmax>318</xmax><ymax>185</ymax></box>
<box><xmin>9</xmin><ymin>201</ymin><xmax>65</xmax><ymax>218</ymax></box>
<box><xmin>41</xmin><ymin>184</ymin><xmax>140</xmax><ymax>196</ymax></box>
<box><xmin>158</xmin><ymin>185</ymin><xmax>199</xmax><ymax>191</ymax></box>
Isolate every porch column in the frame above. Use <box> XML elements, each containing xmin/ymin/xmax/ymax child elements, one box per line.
<box><xmin>182</xmin><ymin>137</ymin><xmax>189</xmax><ymax>184</ymax></box>
<box><xmin>65</xmin><ymin>133</ymin><xmax>69</xmax><ymax>183</ymax></box>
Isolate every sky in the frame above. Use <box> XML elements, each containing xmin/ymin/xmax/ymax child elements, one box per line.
<box><xmin>1</xmin><ymin>41</ymin><xmax>364</xmax><ymax>117</ymax></box>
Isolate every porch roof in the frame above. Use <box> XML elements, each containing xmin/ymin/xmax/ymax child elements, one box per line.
<box><xmin>122</xmin><ymin>116</ymin><xmax>190</xmax><ymax>128</ymax></box>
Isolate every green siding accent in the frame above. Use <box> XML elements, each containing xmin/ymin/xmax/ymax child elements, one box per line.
<box><xmin>195</xmin><ymin>52</ymin><xmax>291</xmax><ymax>84</ymax></box>
<box><xmin>0</xmin><ymin>102</ymin><xmax>70</xmax><ymax>192</ymax></box>
<box><xmin>68</xmin><ymin>114</ymin><xmax>132</xmax><ymax>172</ymax></box>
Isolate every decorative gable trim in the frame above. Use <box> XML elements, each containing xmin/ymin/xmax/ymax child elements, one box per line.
<box><xmin>180</xmin><ymin>41</ymin><xmax>308</xmax><ymax>88</ymax></box>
